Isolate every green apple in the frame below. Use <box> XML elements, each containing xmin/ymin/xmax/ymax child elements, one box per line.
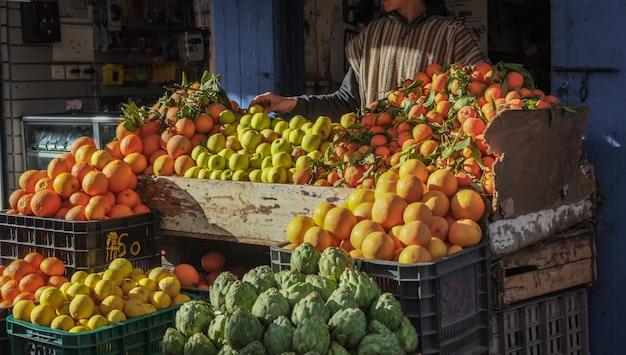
<box><xmin>240</xmin><ymin>129</ymin><xmax>263</xmax><ymax>151</ymax></box>
<box><xmin>248</xmin><ymin>169</ymin><xmax>262</xmax><ymax>182</ymax></box>
<box><xmin>307</xmin><ymin>149</ymin><xmax>323</xmax><ymax>161</ymax></box>
<box><xmin>191</xmin><ymin>145</ymin><xmax>208</xmax><ymax>161</ymax></box>
<box><xmin>184</xmin><ymin>166</ymin><xmax>202</xmax><ymax>178</ymax></box>
<box><xmin>207</xmin><ymin>154</ymin><xmax>226</xmax><ymax>171</ymax></box>
<box><xmin>261</xmin><ymin>167</ymin><xmax>270</xmax><ymax>183</ymax></box>
<box><xmin>197</xmin><ymin>168</ymin><xmax>212</xmax><ymax>179</ymax></box>
<box><xmin>249</xmin><ymin>153</ymin><xmax>264</xmax><ymax>169</ymax></box>
<box><xmin>248</xmin><ymin>104</ymin><xmax>264</xmax><ymax>114</ymax></box>
<box><xmin>217</xmin><ymin>148</ymin><xmax>235</xmax><ymax>160</ymax></box>
<box><xmin>239</xmin><ymin>114</ymin><xmax>253</xmax><ymax>128</ymax></box>
<box><xmin>340</xmin><ymin>112</ymin><xmax>358</xmax><ymax>128</ymax></box>
<box><xmin>261</xmin><ymin>128</ymin><xmax>279</xmax><ymax>143</ymax></box>
<box><xmin>261</xmin><ymin>156</ymin><xmax>273</xmax><ymax>170</ymax></box>
<box><xmin>273</xmin><ymin>120</ymin><xmax>289</xmax><ymax>135</ymax></box>
<box><xmin>281</xmin><ymin>127</ymin><xmax>294</xmax><ymax>140</ymax></box>
<box><xmin>206</xmin><ymin>133</ymin><xmax>226</xmax><ymax>153</ymax></box>
<box><xmin>271</xmin><ymin>137</ymin><xmax>293</xmax><ymax>155</ymax></box>
<box><xmin>319</xmin><ymin>141</ymin><xmax>332</xmax><ymax>155</ymax></box>
<box><xmin>237</xmin><ymin>124</ymin><xmax>252</xmax><ymax>137</ymax></box>
<box><xmin>251</xmin><ymin>112</ymin><xmax>271</xmax><ymax>131</ymax></box>
<box><xmin>229</xmin><ymin>152</ymin><xmax>250</xmax><ymax>171</ymax></box>
<box><xmin>301</xmin><ymin>133</ymin><xmax>322</xmax><ymax>153</ymax></box>
<box><xmin>219</xmin><ymin>109</ymin><xmax>236</xmax><ymax>124</ymax></box>
<box><xmin>220</xmin><ymin>169</ymin><xmax>234</xmax><ymax>181</ymax></box>
<box><xmin>209</xmin><ymin>169</ymin><xmax>223</xmax><ymax>180</ymax></box>
<box><xmin>315</xmin><ymin>115</ymin><xmax>333</xmax><ymax>127</ymax></box>
<box><xmin>288</xmin><ymin>115</ymin><xmax>307</xmax><ymax>130</ymax></box>
<box><xmin>272</xmin><ymin>151</ymin><xmax>293</xmax><ymax>169</ymax></box>
<box><xmin>311</xmin><ymin>121</ymin><xmax>330</xmax><ymax>140</ymax></box>
<box><xmin>271</xmin><ymin>117</ymin><xmax>285</xmax><ymax>129</ymax></box>
<box><xmin>288</xmin><ymin>129</ymin><xmax>306</xmax><ymax>146</ymax></box>
<box><xmin>232</xmin><ymin>170</ymin><xmax>249</xmax><ymax>181</ymax></box>
<box><xmin>256</xmin><ymin>142</ymin><xmax>272</xmax><ymax>158</ymax></box>
<box><xmin>225</xmin><ymin>135</ymin><xmax>242</xmax><ymax>150</ymax></box>
<box><xmin>301</xmin><ymin>121</ymin><xmax>314</xmax><ymax>134</ymax></box>
<box><xmin>196</xmin><ymin>151</ymin><xmax>211</xmax><ymax>168</ymax></box>
<box><xmin>220</xmin><ymin>123</ymin><xmax>238</xmax><ymax>136</ymax></box>
<box><xmin>295</xmin><ymin>155</ymin><xmax>314</xmax><ymax>171</ymax></box>
<box><xmin>266</xmin><ymin>166</ymin><xmax>288</xmax><ymax>184</ymax></box>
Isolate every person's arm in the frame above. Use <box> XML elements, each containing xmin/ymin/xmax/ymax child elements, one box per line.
<box><xmin>291</xmin><ymin>67</ymin><xmax>362</xmax><ymax>120</ymax></box>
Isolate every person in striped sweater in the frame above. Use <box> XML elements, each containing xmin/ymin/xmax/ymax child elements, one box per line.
<box><xmin>250</xmin><ymin>0</ymin><xmax>490</xmax><ymax>120</ymax></box>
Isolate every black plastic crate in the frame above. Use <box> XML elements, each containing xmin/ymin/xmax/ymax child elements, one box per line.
<box><xmin>0</xmin><ymin>211</ymin><xmax>162</xmax><ymax>276</ymax></box>
<box><xmin>490</xmin><ymin>287</ymin><xmax>589</xmax><ymax>355</ymax></box>
<box><xmin>0</xmin><ymin>306</ymin><xmax>10</xmax><ymax>351</ymax></box>
<box><xmin>270</xmin><ymin>241</ymin><xmax>492</xmax><ymax>355</ymax></box>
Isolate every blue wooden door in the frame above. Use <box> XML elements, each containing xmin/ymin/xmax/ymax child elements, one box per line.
<box><xmin>211</xmin><ymin>0</ymin><xmax>304</xmax><ymax>109</ymax></box>
<box><xmin>552</xmin><ymin>2</ymin><xmax>625</xmax><ymax>353</ymax></box>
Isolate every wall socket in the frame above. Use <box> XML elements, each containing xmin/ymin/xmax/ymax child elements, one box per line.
<box><xmin>79</xmin><ymin>64</ymin><xmax>95</xmax><ymax>80</ymax></box>
<box><xmin>51</xmin><ymin>65</ymin><xmax>65</xmax><ymax>80</ymax></box>
<box><xmin>65</xmin><ymin>65</ymin><xmax>81</xmax><ymax>80</ymax></box>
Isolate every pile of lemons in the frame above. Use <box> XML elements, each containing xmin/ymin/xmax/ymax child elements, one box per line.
<box><xmin>11</xmin><ymin>258</ymin><xmax>190</xmax><ymax>333</ymax></box>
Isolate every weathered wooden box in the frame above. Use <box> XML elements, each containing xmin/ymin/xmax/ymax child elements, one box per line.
<box><xmin>491</xmin><ymin>222</ymin><xmax>596</xmax><ymax>310</ymax></box>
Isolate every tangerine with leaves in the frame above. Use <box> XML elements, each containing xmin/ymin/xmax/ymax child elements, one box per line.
<box><xmin>450</xmin><ymin>188</ymin><xmax>486</xmax><ymax>222</ymax></box>
<box><xmin>323</xmin><ymin>206</ymin><xmax>357</xmax><ymax>241</ymax></box>
<box><xmin>30</xmin><ymin>190</ymin><xmax>62</xmax><ymax>217</ymax></box>
<box><xmin>371</xmin><ymin>192</ymin><xmax>408</xmax><ymax>230</ymax></box>
<box><xmin>141</xmin><ymin>134</ymin><xmax>162</xmax><ymax>159</ymax></box>
<box><xmin>194</xmin><ymin>113</ymin><xmax>214</xmax><ymax>134</ymax></box>
<box><xmin>102</xmin><ymin>159</ymin><xmax>133</xmax><ymax>193</ymax></box>
<box><xmin>174</xmin><ymin>118</ymin><xmax>196</xmax><ymax>138</ymax></box>
<box><xmin>361</xmin><ymin>231</ymin><xmax>395</xmax><ymax>260</ymax></box>
<box><xmin>167</xmin><ymin>135</ymin><xmax>193</xmax><ymax>159</ymax></box>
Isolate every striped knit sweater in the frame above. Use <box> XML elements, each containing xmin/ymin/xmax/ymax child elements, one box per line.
<box><xmin>345</xmin><ymin>13</ymin><xmax>489</xmax><ymax>107</ymax></box>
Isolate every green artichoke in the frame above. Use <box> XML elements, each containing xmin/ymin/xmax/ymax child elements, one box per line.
<box><xmin>328</xmin><ymin>307</ymin><xmax>367</xmax><ymax>349</ymax></box>
<box><xmin>338</xmin><ymin>268</ymin><xmax>381</xmax><ymax>309</ymax></box>
<box><xmin>318</xmin><ymin>247</ymin><xmax>355</xmax><ymax>282</ymax></box>
<box><xmin>290</xmin><ymin>242</ymin><xmax>320</xmax><ymax>275</ymax></box>
<box><xmin>252</xmin><ymin>287</ymin><xmax>291</xmax><ymax>326</ymax></box>
<box><xmin>242</xmin><ymin>265</ymin><xmax>277</xmax><ymax>294</ymax></box>
<box><xmin>263</xmin><ymin>315</ymin><xmax>295</xmax><ymax>355</ymax></box>
<box><xmin>291</xmin><ymin>291</ymin><xmax>330</xmax><ymax>326</ymax></box>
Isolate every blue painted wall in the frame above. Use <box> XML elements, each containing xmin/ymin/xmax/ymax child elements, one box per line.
<box><xmin>211</xmin><ymin>0</ymin><xmax>304</xmax><ymax>109</ymax></box>
<box><xmin>552</xmin><ymin>2</ymin><xmax>624</xmax><ymax>353</ymax></box>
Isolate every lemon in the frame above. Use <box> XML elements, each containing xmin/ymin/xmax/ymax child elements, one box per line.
<box><xmin>70</xmin><ymin>270</ymin><xmax>89</xmax><ymax>284</ymax></box>
<box><xmin>12</xmin><ymin>300</ymin><xmax>36</xmax><ymax>322</ymax></box>
<box><xmin>113</xmin><ymin>286</ymin><xmax>123</xmax><ymax>298</ymax></box>
<box><xmin>84</xmin><ymin>273</ymin><xmax>102</xmax><ymax>290</ymax></box>
<box><xmin>143</xmin><ymin>303</ymin><xmax>157</xmax><ymax>314</ymax></box>
<box><xmin>127</xmin><ymin>286</ymin><xmax>150</xmax><ymax>303</ymax></box>
<box><xmin>108</xmin><ymin>258</ymin><xmax>133</xmax><ymax>279</ymax></box>
<box><xmin>158</xmin><ymin>276</ymin><xmax>181</xmax><ymax>298</ymax></box>
<box><xmin>59</xmin><ymin>282</ymin><xmax>73</xmax><ymax>297</ymax></box>
<box><xmin>123</xmin><ymin>298</ymin><xmax>146</xmax><ymax>318</ymax></box>
<box><xmin>56</xmin><ymin>302</ymin><xmax>70</xmax><ymax>316</ymax></box>
<box><xmin>149</xmin><ymin>291</ymin><xmax>171</xmax><ymax>309</ymax></box>
<box><xmin>87</xmin><ymin>314</ymin><xmax>108</xmax><ymax>330</ymax></box>
<box><xmin>102</xmin><ymin>268</ymin><xmax>123</xmax><ymax>287</ymax></box>
<box><xmin>131</xmin><ymin>267</ymin><xmax>145</xmax><ymax>276</ymax></box>
<box><xmin>148</xmin><ymin>267</ymin><xmax>171</xmax><ymax>283</ymax></box>
<box><xmin>100</xmin><ymin>295</ymin><xmax>125</xmax><ymax>315</ymax></box>
<box><xmin>69</xmin><ymin>294</ymin><xmax>95</xmax><ymax>320</ymax></box>
<box><xmin>107</xmin><ymin>309</ymin><xmax>127</xmax><ymax>324</ymax></box>
<box><xmin>51</xmin><ymin>315</ymin><xmax>75</xmax><ymax>331</ymax></box>
<box><xmin>69</xmin><ymin>325</ymin><xmax>90</xmax><ymax>333</ymax></box>
<box><xmin>137</xmin><ymin>277</ymin><xmax>157</xmax><ymax>293</ymax></box>
<box><xmin>171</xmin><ymin>293</ymin><xmax>192</xmax><ymax>305</ymax></box>
<box><xmin>65</xmin><ymin>282</ymin><xmax>91</xmax><ymax>302</ymax></box>
<box><xmin>39</xmin><ymin>287</ymin><xmax>65</xmax><ymax>310</ymax></box>
<box><xmin>93</xmin><ymin>279</ymin><xmax>115</xmax><ymax>301</ymax></box>
<box><xmin>119</xmin><ymin>278</ymin><xmax>136</xmax><ymax>295</ymax></box>
<box><xmin>130</xmin><ymin>273</ymin><xmax>146</xmax><ymax>283</ymax></box>
<box><xmin>76</xmin><ymin>318</ymin><xmax>90</xmax><ymax>328</ymax></box>
<box><xmin>30</xmin><ymin>304</ymin><xmax>56</xmax><ymax>327</ymax></box>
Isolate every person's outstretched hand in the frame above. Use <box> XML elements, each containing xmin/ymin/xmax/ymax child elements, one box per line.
<box><xmin>250</xmin><ymin>92</ymin><xmax>298</xmax><ymax>114</ymax></box>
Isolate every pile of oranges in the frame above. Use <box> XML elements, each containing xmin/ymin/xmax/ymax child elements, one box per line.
<box><xmin>0</xmin><ymin>253</ymin><xmax>66</xmax><ymax>307</ymax></box>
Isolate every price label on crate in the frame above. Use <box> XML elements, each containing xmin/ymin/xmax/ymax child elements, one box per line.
<box><xmin>105</xmin><ymin>230</ymin><xmax>144</xmax><ymax>262</ymax></box>
<box><xmin>439</xmin><ymin>267</ymin><xmax>478</xmax><ymax>326</ymax></box>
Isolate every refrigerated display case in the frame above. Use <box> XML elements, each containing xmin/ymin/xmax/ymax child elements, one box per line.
<box><xmin>22</xmin><ymin>113</ymin><xmax>121</xmax><ymax>170</ymax></box>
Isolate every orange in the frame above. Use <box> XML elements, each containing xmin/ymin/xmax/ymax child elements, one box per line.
<box><xmin>108</xmin><ymin>204</ymin><xmax>134</xmax><ymax>219</ymax></box>
<box><xmin>429</xmin><ymin>215</ymin><xmax>449</xmax><ymax>241</ymax></box>
<box><xmin>403</xmin><ymin>201</ymin><xmax>433</xmax><ymax>225</ymax></box>
<box><xmin>85</xmin><ymin>201</ymin><xmax>107</xmax><ymax>221</ymax></box>
<box><xmin>30</xmin><ymin>190</ymin><xmax>62</xmax><ymax>217</ymax></box>
<box><xmin>426</xmin><ymin>169</ymin><xmax>458</xmax><ymax>198</ymax></box>
<box><xmin>52</xmin><ymin>172</ymin><xmax>80</xmax><ymax>199</ymax></box>
<box><xmin>421</xmin><ymin>190</ymin><xmax>450</xmax><ymax>217</ymax></box>
<box><xmin>47</xmin><ymin>157</ymin><xmax>73</xmax><ymax>179</ymax></box>
<box><xmin>350</xmin><ymin>220</ymin><xmax>385</xmax><ymax>250</ymax></box>
<box><xmin>24</xmin><ymin>252</ymin><xmax>45</xmax><ymax>269</ymax></box>
<box><xmin>174</xmin><ymin>155</ymin><xmax>196</xmax><ymax>176</ymax></box>
<box><xmin>323</xmin><ymin>206</ymin><xmax>357</xmax><ymax>241</ymax></box>
<box><xmin>152</xmin><ymin>155</ymin><xmax>176</xmax><ymax>176</ymax></box>
<box><xmin>374</xmin><ymin>180</ymin><xmax>397</xmax><ymax>198</ymax></box>
<box><xmin>16</xmin><ymin>193</ymin><xmax>35</xmax><ymax>215</ymax></box>
<box><xmin>68</xmin><ymin>191</ymin><xmax>91</xmax><ymax>207</ymax></box>
<box><xmin>65</xmin><ymin>206</ymin><xmax>87</xmax><ymax>221</ymax></box>
<box><xmin>194</xmin><ymin>113</ymin><xmax>214</xmax><ymax>134</ymax></box>
<box><xmin>102</xmin><ymin>160</ymin><xmax>133</xmax><ymax>193</ymax></box>
<box><xmin>505</xmin><ymin>71</ymin><xmax>524</xmax><ymax>91</ymax></box>
<box><xmin>70</xmin><ymin>136</ymin><xmax>97</xmax><ymax>156</ymax></box>
<box><xmin>141</xmin><ymin>134</ymin><xmax>162</xmax><ymax>159</ymax></box>
<box><xmin>361</xmin><ymin>231</ymin><xmax>395</xmax><ymax>260</ymax></box>
<box><xmin>397</xmin><ymin>245</ymin><xmax>432</xmax><ymax>264</ymax></box>
<box><xmin>116</xmin><ymin>188</ymin><xmax>141</xmax><ymax>209</ymax></box>
<box><xmin>371</xmin><ymin>192</ymin><xmax>408</xmax><ymax>230</ymax></box>
<box><xmin>89</xmin><ymin>195</ymin><xmax>112</xmax><ymax>214</ymax></box>
<box><xmin>8</xmin><ymin>189</ymin><xmax>29</xmax><ymax>210</ymax></box>
<box><xmin>70</xmin><ymin>161</ymin><xmax>96</xmax><ymax>183</ymax></box>
<box><xmin>174</xmin><ymin>118</ymin><xmax>196</xmax><ymax>138</ymax></box>
<box><xmin>18</xmin><ymin>273</ymin><xmax>46</xmax><ymax>294</ymax></box>
<box><xmin>81</xmin><ymin>170</ymin><xmax>109</xmax><ymax>196</ymax></box>
<box><xmin>448</xmin><ymin>219</ymin><xmax>482</xmax><ymax>247</ymax></box>
<box><xmin>127</xmin><ymin>173</ymin><xmax>138</xmax><ymax>189</ymax></box>
<box><xmin>1</xmin><ymin>279</ymin><xmax>20</xmax><ymax>303</ymax></box>
<box><xmin>90</xmin><ymin>150</ymin><xmax>114</xmax><ymax>171</ymax></box>
<box><xmin>201</xmin><ymin>251</ymin><xmax>226</xmax><ymax>273</ymax></box>
<box><xmin>398</xmin><ymin>220</ymin><xmax>431</xmax><ymax>247</ymax></box>
<box><xmin>104</xmin><ymin>140</ymin><xmax>124</xmax><ymax>160</ymax></box>
<box><xmin>450</xmin><ymin>188</ymin><xmax>486</xmax><ymax>222</ymax></box>
<box><xmin>12</xmin><ymin>292</ymin><xmax>35</xmax><ymax>304</ymax></box>
<box><xmin>398</xmin><ymin>158</ymin><xmax>429</xmax><ymax>183</ymax></box>
<box><xmin>4</xmin><ymin>259</ymin><xmax>35</xmax><ymax>282</ymax></box>
<box><xmin>120</xmin><ymin>134</ymin><xmax>144</xmax><ymax>156</ymax></box>
<box><xmin>47</xmin><ymin>275</ymin><xmax>69</xmax><ymax>288</ymax></box>
<box><xmin>74</xmin><ymin>144</ymin><xmax>98</xmax><ymax>164</ymax></box>
<box><xmin>448</xmin><ymin>245</ymin><xmax>464</xmax><ymax>255</ymax></box>
<box><xmin>347</xmin><ymin>189</ymin><xmax>375</xmax><ymax>212</ymax></box>
<box><xmin>53</xmin><ymin>207</ymin><xmax>70</xmax><ymax>220</ymax></box>
<box><xmin>34</xmin><ymin>177</ymin><xmax>54</xmax><ymax>192</ymax></box>
<box><xmin>132</xmin><ymin>204</ymin><xmax>151</xmax><ymax>215</ymax></box>
<box><xmin>173</xmin><ymin>264</ymin><xmax>200</xmax><ymax>287</ymax></box>
<box><xmin>376</xmin><ymin>170</ymin><xmax>400</xmax><ymax>186</ymax></box>
<box><xmin>285</xmin><ymin>215</ymin><xmax>316</xmax><ymax>245</ymax></box>
<box><xmin>140</xmin><ymin>119</ymin><xmax>162</xmax><ymax>137</ymax></box>
<box><xmin>166</xmin><ymin>135</ymin><xmax>193</xmax><ymax>159</ymax></box>
<box><xmin>40</xmin><ymin>257</ymin><xmax>65</xmax><ymax>277</ymax></box>
<box><xmin>427</xmin><ymin>237</ymin><xmax>448</xmax><ymax>260</ymax></box>
<box><xmin>302</xmin><ymin>226</ymin><xmax>333</xmax><ymax>252</ymax></box>
<box><xmin>313</xmin><ymin>202</ymin><xmax>336</xmax><ymax>227</ymax></box>
<box><xmin>116</xmin><ymin>121</ymin><xmax>135</xmax><ymax>141</ymax></box>
<box><xmin>19</xmin><ymin>170</ymin><xmax>48</xmax><ymax>193</ymax></box>
<box><xmin>124</xmin><ymin>152</ymin><xmax>149</xmax><ymax>174</ymax></box>
<box><xmin>395</xmin><ymin>175</ymin><xmax>424</xmax><ymax>203</ymax></box>
<box><xmin>352</xmin><ymin>201</ymin><xmax>374</xmax><ymax>221</ymax></box>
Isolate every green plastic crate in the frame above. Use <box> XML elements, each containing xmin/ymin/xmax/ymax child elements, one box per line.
<box><xmin>6</xmin><ymin>296</ymin><xmax>195</xmax><ymax>355</ymax></box>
